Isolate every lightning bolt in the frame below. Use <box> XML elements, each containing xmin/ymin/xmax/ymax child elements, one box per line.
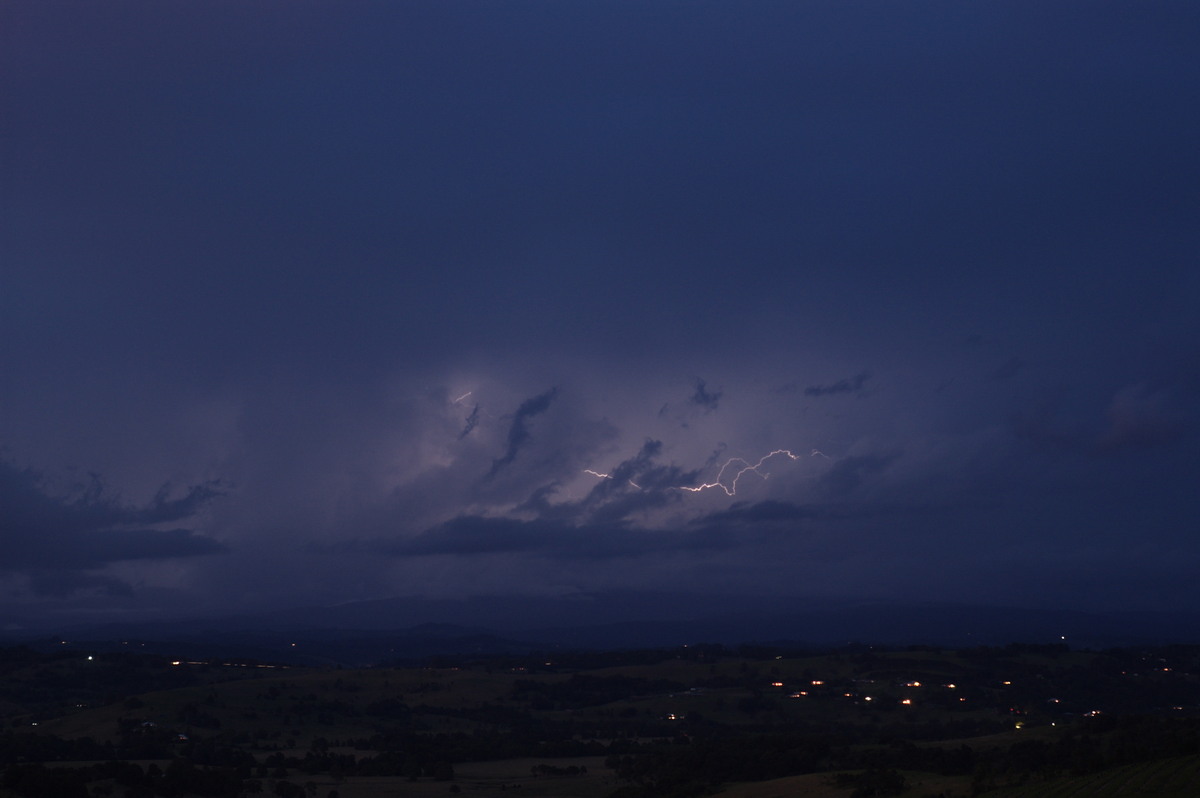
<box><xmin>677</xmin><ymin>449</ymin><xmax>808</xmax><ymax>496</ymax></box>
<box><xmin>585</xmin><ymin>448</ymin><xmax>826</xmax><ymax>496</ymax></box>
<box><xmin>583</xmin><ymin>469</ymin><xmax>642</xmax><ymax>490</ymax></box>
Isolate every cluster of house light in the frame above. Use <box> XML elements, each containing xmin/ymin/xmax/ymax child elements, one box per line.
<box><xmin>775</xmin><ymin>677</ymin><xmax>973</xmax><ymax>707</ymax></box>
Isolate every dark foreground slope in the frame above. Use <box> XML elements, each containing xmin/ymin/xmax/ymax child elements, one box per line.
<box><xmin>2</xmin><ymin>642</ymin><xmax>1199</xmax><ymax>798</ymax></box>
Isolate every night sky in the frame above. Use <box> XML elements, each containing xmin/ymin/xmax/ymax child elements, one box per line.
<box><xmin>3</xmin><ymin>1</ymin><xmax>1198</xmax><ymax>628</ymax></box>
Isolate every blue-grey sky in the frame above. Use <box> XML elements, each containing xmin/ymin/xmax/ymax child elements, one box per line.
<box><xmin>2</xmin><ymin>1</ymin><xmax>1198</xmax><ymax>627</ymax></box>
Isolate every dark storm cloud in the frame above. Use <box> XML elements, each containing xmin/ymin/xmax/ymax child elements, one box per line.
<box><xmin>588</xmin><ymin>439</ymin><xmax>696</xmax><ymax>495</ymax></box>
<box><xmin>389</xmin><ymin>508</ymin><xmax>801</xmax><ymax>562</ymax></box>
<box><xmin>371</xmin><ymin>445</ymin><xmax>840</xmax><ymax>564</ymax></box>
<box><xmin>696</xmin><ymin>500</ymin><xmax>824</xmax><ymax>527</ymax></box>
<box><xmin>385</xmin><ymin>491</ymin><xmax>841</xmax><ymax>563</ymax></box>
<box><xmin>689</xmin><ymin>378</ymin><xmax>722</xmax><ymax>411</ymax></box>
<box><xmin>0</xmin><ymin>460</ymin><xmax>225</xmax><ymax>586</ymax></box>
<box><xmin>2</xmin><ymin>1</ymin><xmax>1198</xmax><ymax>621</ymax></box>
<box><xmin>386</xmin><ymin>516</ymin><xmax>650</xmax><ymax>560</ymax></box>
<box><xmin>805</xmin><ymin>373</ymin><xmax>871</xmax><ymax>397</ymax></box>
<box><xmin>459</xmin><ymin>403</ymin><xmax>480</xmax><ymax>439</ymax></box>
<box><xmin>513</xmin><ymin>439</ymin><xmax>700</xmax><ymax>526</ymax></box>
<box><xmin>488</xmin><ymin>388</ymin><xmax>558</xmax><ymax>478</ymax></box>
<box><xmin>657</xmin><ymin>380</ymin><xmax>723</xmax><ymax>426</ymax></box>
<box><xmin>819</xmin><ymin>453</ymin><xmax>900</xmax><ymax>496</ymax></box>
<box><xmin>572</xmin><ymin>440</ymin><xmax>707</xmax><ymax>526</ymax></box>
<box><xmin>1013</xmin><ymin>385</ymin><xmax>1186</xmax><ymax>457</ymax></box>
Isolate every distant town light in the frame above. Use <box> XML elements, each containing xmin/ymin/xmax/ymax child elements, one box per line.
<box><xmin>901</xmin><ymin>699</ymin><xmax>913</xmax><ymax>705</ymax></box>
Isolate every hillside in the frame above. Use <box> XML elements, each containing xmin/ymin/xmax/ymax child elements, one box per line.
<box><xmin>2</xmin><ymin>642</ymin><xmax>1199</xmax><ymax>797</ymax></box>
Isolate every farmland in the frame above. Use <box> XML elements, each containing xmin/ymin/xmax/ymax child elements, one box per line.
<box><xmin>2</xmin><ymin>642</ymin><xmax>1199</xmax><ymax>797</ymax></box>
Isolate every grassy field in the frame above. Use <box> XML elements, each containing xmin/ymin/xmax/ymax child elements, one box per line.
<box><xmin>32</xmin><ymin>651</ymin><xmax>1011</xmax><ymax>753</ymax></box>
<box><xmin>713</xmin><ymin>756</ymin><xmax>1200</xmax><ymax>798</ymax></box>
<box><xmin>247</xmin><ymin>756</ymin><xmax>616</xmax><ymax>798</ymax></box>
<box><xmin>716</xmin><ymin>769</ymin><xmax>972</xmax><ymax>798</ymax></box>
<box><xmin>985</xmin><ymin>754</ymin><xmax>1200</xmax><ymax>798</ymax></box>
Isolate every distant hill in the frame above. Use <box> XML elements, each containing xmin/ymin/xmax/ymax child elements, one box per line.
<box><xmin>4</xmin><ymin>592</ymin><xmax>1199</xmax><ymax>665</ymax></box>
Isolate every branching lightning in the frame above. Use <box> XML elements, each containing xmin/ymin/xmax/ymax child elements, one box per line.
<box><xmin>677</xmin><ymin>449</ymin><xmax>810</xmax><ymax>496</ymax></box>
<box><xmin>585</xmin><ymin>449</ymin><xmax>828</xmax><ymax>496</ymax></box>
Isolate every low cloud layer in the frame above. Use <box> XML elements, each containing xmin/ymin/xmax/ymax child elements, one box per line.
<box><xmin>0</xmin><ymin>460</ymin><xmax>224</xmax><ymax>597</ymax></box>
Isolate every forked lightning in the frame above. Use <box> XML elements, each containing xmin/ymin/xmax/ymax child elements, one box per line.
<box><xmin>586</xmin><ymin>449</ymin><xmax>827</xmax><ymax>496</ymax></box>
